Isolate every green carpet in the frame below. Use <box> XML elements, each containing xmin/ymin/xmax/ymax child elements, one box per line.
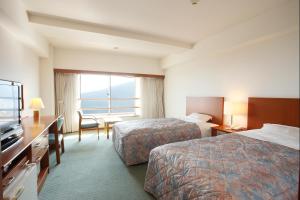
<box><xmin>39</xmin><ymin>132</ymin><xmax>154</xmax><ymax>200</ymax></box>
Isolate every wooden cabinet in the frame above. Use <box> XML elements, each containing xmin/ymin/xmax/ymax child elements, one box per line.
<box><xmin>1</xmin><ymin>116</ymin><xmax>59</xmax><ymax>199</ymax></box>
<box><xmin>31</xmin><ymin>132</ymin><xmax>49</xmax><ymax>193</ymax></box>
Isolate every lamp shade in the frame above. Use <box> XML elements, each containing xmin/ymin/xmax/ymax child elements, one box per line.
<box><xmin>224</xmin><ymin>101</ymin><xmax>247</xmax><ymax>116</ymax></box>
<box><xmin>29</xmin><ymin>98</ymin><xmax>45</xmax><ymax>110</ymax></box>
<box><xmin>232</xmin><ymin>102</ymin><xmax>247</xmax><ymax>115</ymax></box>
<box><xmin>224</xmin><ymin>101</ymin><xmax>233</xmax><ymax>115</ymax></box>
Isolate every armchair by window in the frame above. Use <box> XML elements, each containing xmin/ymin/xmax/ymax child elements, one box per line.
<box><xmin>77</xmin><ymin>111</ymin><xmax>101</xmax><ymax>141</ymax></box>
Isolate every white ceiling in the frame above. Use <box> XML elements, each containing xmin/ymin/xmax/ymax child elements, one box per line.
<box><xmin>31</xmin><ymin>24</ymin><xmax>186</xmax><ymax>58</ymax></box>
<box><xmin>23</xmin><ymin>0</ymin><xmax>290</xmax><ymax>58</ymax></box>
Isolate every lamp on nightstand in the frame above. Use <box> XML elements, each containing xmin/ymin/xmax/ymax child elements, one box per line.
<box><xmin>233</xmin><ymin>102</ymin><xmax>247</xmax><ymax>116</ymax></box>
<box><xmin>224</xmin><ymin>101</ymin><xmax>247</xmax><ymax>129</ymax></box>
<box><xmin>224</xmin><ymin>101</ymin><xmax>234</xmax><ymax>127</ymax></box>
<box><xmin>29</xmin><ymin>98</ymin><xmax>45</xmax><ymax>122</ymax></box>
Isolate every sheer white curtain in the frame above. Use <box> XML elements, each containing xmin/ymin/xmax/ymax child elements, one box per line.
<box><xmin>55</xmin><ymin>72</ymin><xmax>80</xmax><ymax>133</ymax></box>
<box><xmin>140</xmin><ymin>77</ymin><xmax>165</xmax><ymax>118</ymax></box>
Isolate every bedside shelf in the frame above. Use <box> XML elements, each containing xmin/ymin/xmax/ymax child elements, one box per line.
<box><xmin>212</xmin><ymin>125</ymin><xmax>247</xmax><ymax>136</ymax></box>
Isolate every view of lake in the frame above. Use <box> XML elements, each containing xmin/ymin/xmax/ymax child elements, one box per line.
<box><xmin>81</xmin><ymin>81</ymin><xmax>136</xmax><ymax>114</ymax></box>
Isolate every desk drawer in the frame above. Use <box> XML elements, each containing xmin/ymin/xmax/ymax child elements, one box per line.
<box><xmin>32</xmin><ymin>134</ymin><xmax>49</xmax><ymax>163</ymax></box>
<box><xmin>2</xmin><ymin>157</ymin><xmax>28</xmax><ymax>190</ymax></box>
<box><xmin>3</xmin><ymin>164</ymin><xmax>38</xmax><ymax>200</ymax></box>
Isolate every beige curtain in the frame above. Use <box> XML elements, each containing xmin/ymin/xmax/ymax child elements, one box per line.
<box><xmin>55</xmin><ymin>72</ymin><xmax>80</xmax><ymax>133</ymax></box>
<box><xmin>140</xmin><ymin>77</ymin><xmax>165</xmax><ymax>118</ymax></box>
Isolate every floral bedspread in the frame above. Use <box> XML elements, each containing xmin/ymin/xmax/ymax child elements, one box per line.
<box><xmin>144</xmin><ymin>134</ymin><xmax>299</xmax><ymax>200</ymax></box>
<box><xmin>112</xmin><ymin>118</ymin><xmax>201</xmax><ymax>166</ymax></box>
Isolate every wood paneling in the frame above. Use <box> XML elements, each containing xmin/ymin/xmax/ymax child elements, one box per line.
<box><xmin>186</xmin><ymin>97</ymin><xmax>224</xmax><ymax>125</ymax></box>
<box><xmin>247</xmin><ymin>97</ymin><xmax>300</xmax><ymax>129</ymax></box>
<box><xmin>54</xmin><ymin>68</ymin><xmax>165</xmax><ymax>79</ymax></box>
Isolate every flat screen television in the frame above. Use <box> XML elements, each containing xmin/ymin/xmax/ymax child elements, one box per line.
<box><xmin>0</xmin><ymin>79</ymin><xmax>23</xmax><ymax>136</ymax></box>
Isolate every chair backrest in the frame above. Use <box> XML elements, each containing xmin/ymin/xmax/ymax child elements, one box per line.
<box><xmin>77</xmin><ymin>111</ymin><xmax>83</xmax><ymax>125</ymax></box>
<box><xmin>57</xmin><ymin>116</ymin><xmax>64</xmax><ymax>131</ymax></box>
<box><xmin>77</xmin><ymin>111</ymin><xmax>83</xmax><ymax>118</ymax></box>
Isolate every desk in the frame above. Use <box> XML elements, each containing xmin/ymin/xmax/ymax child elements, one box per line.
<box><xmin>1</xmin><ymin>115</ymin><xmax>60</xmax><ymax>196</ymax></box>
<box><xmin>103</xmin><ymin>117</ymin><xmax>122</xmax><ymax>139</ymax></box>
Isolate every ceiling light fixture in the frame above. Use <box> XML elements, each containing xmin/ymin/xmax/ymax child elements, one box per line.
<box><xmin>190</xmin><ymin>0</ymin><xmax>200</xmax><ymax>5</ymax></box>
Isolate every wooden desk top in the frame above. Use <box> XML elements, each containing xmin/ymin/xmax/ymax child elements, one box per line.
<box><xmin>1</xmin><ymin>115</ymin><xmax>59</xmax><ymax>167</ymax></box>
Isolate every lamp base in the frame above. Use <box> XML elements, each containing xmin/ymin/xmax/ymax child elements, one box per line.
<box><xmin>33</xmin><ymin>110</ymin><xmax>40</xmax><ymax>122</ymax></box>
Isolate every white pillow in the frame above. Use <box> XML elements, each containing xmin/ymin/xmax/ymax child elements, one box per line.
<box><xmin>187</xmin><ymin>113</ymin><xmax>212</xmax><ymax>122</ymax></box>
<box><xmin>261</xmin><ymin>123</ymin><xmax>299</xmax><ymax>137</ymax></box>
<box><xmin>200</xmin><ymin>122</ymin><xmax>219</xmax><ymax>127</ymax></box>
<box><xmin>184</xmin><ymin>116</ymin><xmax>218</xmax><ymax>126</ymax></box>
<box><xmin>184</xmin><ymin>116</ymin><xmax>201</xmax><ymax>123</ymax></box>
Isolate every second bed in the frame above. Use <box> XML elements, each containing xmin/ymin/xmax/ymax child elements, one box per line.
<box><xmin>112</xmin><ymin>97</ymin><xmax>224</xmax><ymax>166</ymax></box>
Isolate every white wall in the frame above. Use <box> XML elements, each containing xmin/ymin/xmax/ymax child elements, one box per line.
<box><xmin>39</xmin><ymin>46</ymin><xmax>55</xmax><ymax>115</ymax></box>
<box><xmin>164</xmin><ymin>0</ymin><xmax>299</xmax><ymax>127</ymax></box>
<box><xmin>164</xmin><ymin>30</ymin><xmax>299</xmax><ymax>127</ymax></box>
<box><xmin>54</xmin><ymin>48</ymin><xmax>162</xmax><ymax>75</ymax></box>
<box><xmin>0</xmin><ymin>27</ymin><xmax>40</xmax><ymax>117</ymax></box>
<box><xmin>0</xmin><ymin>0</ymin><xmax>51</xmax><ymax>117</ymax></box>
<box><xmin>0</xmin><ymin>0</ymin><xmax>48</xmax><ymax>57</ymax></box>
<box><xmin>39</xmin><ymin>47</ymin><xmax>162</xmax><ymax>115</ymax></box>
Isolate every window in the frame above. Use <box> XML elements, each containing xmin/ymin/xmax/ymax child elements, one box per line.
<box><xmin>80</xmin><ymin>74</ymin><xmax>140</xmax><ymax>115</ymax></box>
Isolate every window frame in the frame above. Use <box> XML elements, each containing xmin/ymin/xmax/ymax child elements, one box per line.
<box><xmin>79</xmin><ymin>74</ymin><xmax>140</xmax><ymax>116</ymax></box>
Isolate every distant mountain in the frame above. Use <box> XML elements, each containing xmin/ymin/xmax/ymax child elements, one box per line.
<box><xmin>81</xmin><ymin>81</ymin><xmax>136</xmax><ymax>114</ymax></box>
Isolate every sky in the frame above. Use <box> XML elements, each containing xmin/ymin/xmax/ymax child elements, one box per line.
<box><xmin>80</xmin><ymin>74</ymin><xmax>136</xmax><ymax>93</ymax></box>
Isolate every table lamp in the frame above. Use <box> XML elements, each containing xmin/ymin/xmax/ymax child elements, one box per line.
<box><xmin>29</xmin><ymin>98</ymin><xmax>45</xmax><ymax>122</ymax></box>
<box><xmin>224</xmin><ymin>101</ymin><xmax>247</xmax><ymax>129</ymax></box>
<box><xmin>224</xmin><ymin>101</ymin><xmax>234</xmax><ymax>127</ymax></box>
<box><xmin>233</xmin><ymin>102</ymin><xmax>247</xmax><ymax>116</ymax></box>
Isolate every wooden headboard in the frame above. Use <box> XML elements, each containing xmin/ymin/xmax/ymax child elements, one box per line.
<box><xmin>186</xmin><ymin>97</ymin><xmax>224</xmax><ymax>125</ymax></box>
<box><xmin>247</xmin><ymin>97</ymin><xmax>300</xmax><ymax>129</ymax></box>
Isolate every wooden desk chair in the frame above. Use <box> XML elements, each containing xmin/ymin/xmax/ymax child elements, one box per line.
<box><xmin>49</xmin><ymin>116</ymin><xmax>65</xmax><ymax>154</ymax></box>
<box><xmin>77</xmin><ymin>111</ymin><xmax>101</xmax><ymax>141</ymax></box>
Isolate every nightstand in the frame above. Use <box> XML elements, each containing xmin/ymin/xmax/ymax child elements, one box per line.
<box><xmin>211</xmin><ymin>125</ymin><xmax>247</xmax><ymax>137</ymax></box>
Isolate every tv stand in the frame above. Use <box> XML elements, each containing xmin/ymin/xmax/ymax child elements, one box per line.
<box><xmin>0</xmin><ymin>115</ymin><xmax>60</xmax><ymax>199</ymax></box>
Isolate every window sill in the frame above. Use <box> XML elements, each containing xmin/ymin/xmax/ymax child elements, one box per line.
<box><xmin>89</xmin><ymin>113</ymin><xmax>140</xmax><ymax>118</ymax></box>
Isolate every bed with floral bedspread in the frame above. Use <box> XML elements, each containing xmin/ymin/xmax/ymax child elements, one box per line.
<box><xmin>144</xmin><ymin>134</ymin><xmax>299</xmax><ymax>200</ymax></box>
<box><xmin>112</xmin><ymin>118</ymin><xmax>201</xmax><ymax>166</ymax></box>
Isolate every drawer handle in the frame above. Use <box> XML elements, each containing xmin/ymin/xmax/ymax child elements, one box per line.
<box><xmin>14</xmin><ymin>186</ymin><xmax>25</xmax><ymax>199</ymax></box>
<box><xmin>35</xmin><ymin>156</ymin><xmax>42</xmax><ymax>163</ymax></box>
<box><xmin>22</xmin><ymin>160</ymin><xmax>30</xmax><ymax>168</ymax></box>
<box><xmin>23</xmin><ymin>160</ymin><xmax>35</xmax><ymax>170</ymax></box>
<box><xmin>34</xmin><ymin>143</ymin><xmax>41</xmax><ymax>147</ymax></box>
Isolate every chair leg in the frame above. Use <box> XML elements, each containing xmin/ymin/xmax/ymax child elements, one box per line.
<box><xmin>61</xmin><ymin>138</ymin><xmax>65</xmax><ymax>153</ymax></box>
<box><xmin>79</xmin><ymin>129</ymin><xmax>82</xmax><ymax>142</ymax></box>
<box><xmin>106</xmin><ymin>124</ymin><xmax>109</xmax><ymax>139</ymax></box>
<box><xmin>97</xmin><ymin>128</ymin><xmax>100</xmax><ymax>140</ymax></box>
